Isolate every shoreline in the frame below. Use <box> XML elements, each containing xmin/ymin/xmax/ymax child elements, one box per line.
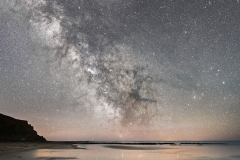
<box><xmin>0</xmin><ymin>142</ymin><xmax>73</xmax><ymax>155</ymax></box>
<box><xmin>0</xmin><ymin>141</ymin><xmax>239</xmax><ymax>159</ymax></box>
<box><xmin>47</xmin><ymin>141</ymin><xmax>228</xmax><ymax>145</ymax></box>
<box><xmin>0</xmin><ymin>141</ymin><xmax>230</xmax><ymax>155</ymax></box>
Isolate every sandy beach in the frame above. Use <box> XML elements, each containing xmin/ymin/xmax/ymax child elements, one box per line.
<box><xmin>0</xmin><ymin>142</ymin><xmax>76</xmax><ymax>159</ymax></box>
<box><xmin>1</xmin><ymin>142</ymin><xmax>240</xmax><ymax>160</ymax></box>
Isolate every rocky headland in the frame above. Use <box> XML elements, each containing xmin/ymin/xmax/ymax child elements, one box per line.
<box><xmin>0</xmin><ymin>113</ymin><xmax>46</xmax><ymax>142</ymax></box>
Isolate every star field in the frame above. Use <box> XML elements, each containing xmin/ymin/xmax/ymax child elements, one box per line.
<box><xmin>0</xmin><ymin>0</ymin><xmax>240</xmax><ymax>141</ymax></box>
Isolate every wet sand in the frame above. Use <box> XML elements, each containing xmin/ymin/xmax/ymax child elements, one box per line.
<box><xmin>0</xmin><ymin>142</ymin><xmax>76</xmax><ymax>159</ymax></box>
<box><xmin>1</xmin><ymin>142</ymin><xmax>240</xmax><ymax>160</ymax></box>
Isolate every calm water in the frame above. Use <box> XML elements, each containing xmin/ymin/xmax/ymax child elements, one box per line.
<box><xmin>4</xmin><ymin>143</ymin><xmax>240</xmax><ymax>159</ymax></box>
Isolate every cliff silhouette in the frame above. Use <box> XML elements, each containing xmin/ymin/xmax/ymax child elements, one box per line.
<box><xmin>0</xmin><ymin>113</ymin><xmax>46</xmax><ymax>142</ymax></box>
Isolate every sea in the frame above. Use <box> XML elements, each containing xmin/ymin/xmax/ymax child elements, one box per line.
<box><xmin>9</xmin><ymin>141</ymin><xmax>240</xmax><ymax>160</ymax></box>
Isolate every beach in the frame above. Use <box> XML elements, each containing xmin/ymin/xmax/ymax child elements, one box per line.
<box><xmin>1</xmin><ymin>142</ymin><xmax>240</xmax><ymax>160</ymax></box>
<box><xmin>0</xmin><ymin>142</ymin><xmax>75</xmax><ymax>159</ymax></box>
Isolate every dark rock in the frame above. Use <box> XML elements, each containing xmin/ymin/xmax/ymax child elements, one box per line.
<box><xmin>0</xmin><ymin>113</ymin><xmax>46</xmax><ymax>142</ymax></box>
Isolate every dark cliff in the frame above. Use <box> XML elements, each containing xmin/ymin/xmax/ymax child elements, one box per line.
<box><xmin>0</xmin><ymin>113</ymin><xmax>46</xmax><ymax>142</ymax></box>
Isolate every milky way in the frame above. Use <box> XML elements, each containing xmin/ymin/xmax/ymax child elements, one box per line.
<box><xmin>1</xmin><ymin>0</ymin><xmax>240</xmax><ymax>141</ymax></box>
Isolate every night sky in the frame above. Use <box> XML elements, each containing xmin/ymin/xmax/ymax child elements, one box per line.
<box><xmin>1</xmin><ymin>0</ymin><xmax>240</xmax><ymax>141</ymax></box>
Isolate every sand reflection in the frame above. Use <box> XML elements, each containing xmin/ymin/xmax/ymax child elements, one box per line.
<box><xmin>34</xmin><ymin>144</ymin><xmax>240</xmax><ymax>160</ymax></box>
